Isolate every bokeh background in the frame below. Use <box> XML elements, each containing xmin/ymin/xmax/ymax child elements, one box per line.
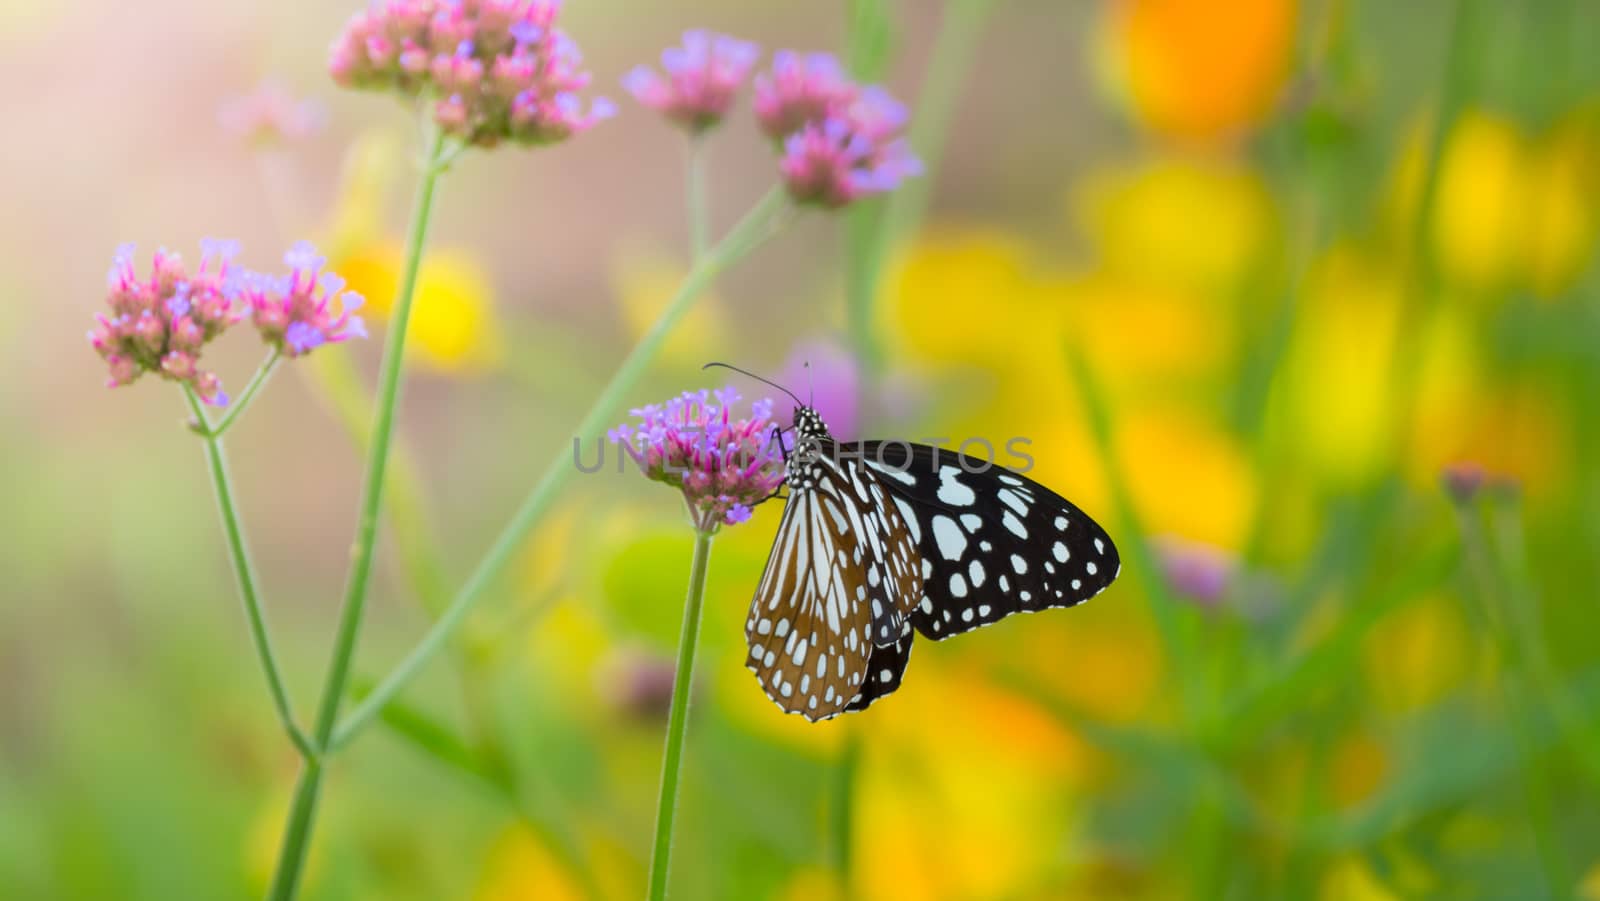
<box><xmin>4</xmin><ymin>0</ymin><xmax>1600</xmax><ymax>898</ymax></box>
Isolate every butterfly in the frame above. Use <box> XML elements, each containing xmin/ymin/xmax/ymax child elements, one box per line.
<box><xmin>714</xmin><ymin>365</ymin><xmax>1121</xmax><ymax>722</ymax></box>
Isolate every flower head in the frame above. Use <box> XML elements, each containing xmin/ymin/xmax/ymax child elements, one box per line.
<box><xmin>245</xmin><ymin>241</ymin><xmax>368</xmax><ymax>357</ymax></box>
<box><xmin>753</xmin><ymin>51</ymin><xmax>856</xmax><ymax>139</ymax></box>
<box><xmin>329</xmin><ymin>0</ymin><xmax>613</xmax><ymax>148</ymax></box>
<box><xmin>610</xmin><ymin>387</ymin><xmax>784</xmax><ymax>531</ymax></box>
<box><xmin>624</xmin><ymin>30</ymin><xmax>760</xmax><ymax>133</ymax></box>
<box><xmin>88</xmin><ymin>241</ymin><xmax>246</xmax><ymax>405</ymax></box>
<box><xmin>778</xmin><ymin>86</ymin><xmax>923</xmax><ymax>208</ymax></box>
<box><xmin>1153</xmin><ymin>536</ymin><xmax>1236</xmax><ymax>609</ymax></box>
<box><xmin>218</xmin><ymin>80</ymin><xmax>326</xmax><ymax>145</ymax></box>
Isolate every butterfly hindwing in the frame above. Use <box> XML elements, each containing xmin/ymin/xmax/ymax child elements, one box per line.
<box><xmin>853</xmin><ymin>440</ymin><xmax>1120</xmax><ymax>641</ymax></box>
<box><xmin>745</xmin><ymin>450</ymin><xmax>922</xmax><ymax>721</ymax></box>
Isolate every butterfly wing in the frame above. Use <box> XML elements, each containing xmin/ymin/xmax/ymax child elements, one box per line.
<box><xmin>851</xmin><ymin>440</ymin><xmax>1119</xmax><ymax>640</ymax></box>
<box><xmin>745</xmin><ymin>449</ymin><xmax>923</xmax><ymax>721</ymax></box>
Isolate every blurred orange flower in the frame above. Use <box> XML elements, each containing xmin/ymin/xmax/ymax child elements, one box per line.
<box><xmin>1098</xmin><ymin>0</ymin><xmax>1298</xmax><ymax>144</ymax></box>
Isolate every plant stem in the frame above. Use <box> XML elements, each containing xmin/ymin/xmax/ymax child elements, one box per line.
<box><xmin>266</xmin><ymin>127</ymin><xmax>450</xmax><ymax>901</ymax></box>
<box><xmin>844</xmin><ymin>0</ymin><xmax>992</xmax><ymax>374</ymax></box>
<box><xmin>1450</xmin><ymin>498</ymin><xmax>1572</xmax><ymax>898</ymax></box>
<box><xmin>183</xmin><ymin>385</ymin><xmax>313</xmax><ymax>760</ymax></box>
<box><xmin>210</xmin><ymin>349</ymin><xmax>282</xmax><ymax>437</ymax></box>
<box><xmin>687</xmin><ymin>135</ymin><xmax>709</xmax><ymax>262</ymax></box>
<box><xmin>647</xmin><ymin>528</ymin><xmax>715</xmax><ymax>901</ymax></box>
<box><xmin>330</xmin><ymin>187</ymin><xmax>791</xmax><ymax>750</ymax></box>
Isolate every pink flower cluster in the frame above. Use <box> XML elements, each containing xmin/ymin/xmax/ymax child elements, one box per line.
<box><xmin>89</xmin><ymin>241</ymin><xmax>366</xmax><ymax>405</ymax></box>
<box><xmin>622</xmin><ymin>37</ymin><xmax>921</xmax><ymax>208</ymax></box>
<box><xmin>218</xmin><ymin>81</ymin><xmax>326</xmax><ymax>145</ymax></box>
<box><xmin>609</xmin><ymin>388</ymin><xmax>785</xmax><ymax>531</ymax></box>
<box><xmin>244</xmin><ymin>242</ymin><xmax>368</xmax><ymax>357</ymax></box>
<box><xmin>329</xmin><ymin>0</ymin><xmax>614</xmax><ymax>148</ymax></box>
<box><xmin>623</xmin><ymin>30</ymin><xmax>760</xmax><ymax>133</ymax></box>
<box><xmin>769</xmin><ymin>77</ymin><xmax>923</xmax><ymax>209</ymax></box>
<box><xmin>90</xmin><ymin>241</ymin><xmax>247</xmax><ymax>406</ymax></box>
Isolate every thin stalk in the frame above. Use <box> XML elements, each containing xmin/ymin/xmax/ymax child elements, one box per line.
<box><xmin>210</xmin><ymin>350</ymin><xmax>283</xmax><ymax>437</ymax></box>
<box><xmin>266</xmin><ymin>127</ymin><xmax>450</xmax><ymax>901</ymax></box>
<box><xmin>844</xmin><ymin>0</ymin><xmax>992</xmax><ymax>373</ymax></box>
<box><xmin>331</xmin><ymin>187</ymin><xmax>792</xmax><ymax>750</ymax></box>
<box><xmin>687</xmin><ymin>135</ymin><xmax>709</xmax><ymax>262</ymax></box>
<box><xmin>1450</xmin><ymin>499</ymin><xmax>1572</xmax><ymax>898</ymax></box>
<box><xmin>183</xmin><ymin>385</ymin><xmax>313</xmax><ymax>760</ymax></box>
<box><xmin>646</xmin><ymin>528</ymin><xmax>715</xmax><ymax>901</ymax></box>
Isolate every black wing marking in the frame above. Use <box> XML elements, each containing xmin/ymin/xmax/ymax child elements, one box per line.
<box><xmin>844</xmin><ymin>634</ymin><xmax>913</xmax><ymax>713</ymax></box>
<box><xmin>847</xmin><ymin>440</ymin><xmax>1120</xmax><ymax>641</ymax></box>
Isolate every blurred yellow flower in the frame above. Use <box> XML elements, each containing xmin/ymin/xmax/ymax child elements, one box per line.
<box><xmin>1395</xmin><ymin>107</ymin><xmax>1599</xmax><ymax>298</ymax></box>
<box><xmin>1073</xmin><ymin>156</ymin><xmax>1278</xmax><ymax>297</ymax></box>
<box><xmin>1099</xmin><ymin>0</ymin><xmax>1298</xmax><ymax>144</ymax></box>
<box><xmin>1522</xmin><ymin>112</ymin><xmax>1600</xmax><ymax>297</ymax></box>
<box><xmin>884</xmin><ymin>228</ymin><xmax>1067</xmax><ymax>374</ymax></box>
<box><xmin>1119</xmin><ymin>407</ymin><xmax>1258</xmax><ymax>549</ymax></box>
<box><xmin>612</xmin><ymin>248</ymin><xmax>726</xmax><ymax>364</ymax></box>
<box><xmin>474</xmin><ymin>826</ymin><xmax>585</xmax><ymax>901</ymax></box>
<box><xmin>1320</xmin><ymin>857</ymin><xmax>1403</xmax><ymax>901</ymax></box>
<box><xmin>1012</xmin><ymin>608</ymin><xmax>1163</xmax><ymax>725</ymax></box>
<box><xmin>1433</xmin><ymin>111</ymin><xmax>1526</xmax><ymax>293</ymax></box>
<box><xmin>1273</xmin><ymin>242</ymin><xmax>1403</xmax><ymax>487</ymax></box>
<box><xmin>854</xmin><ymin>662</ymin><xmax>1090</xmax><ymax>901</ymax></box>
<box><xmin>340</xmin><ymin>242</ymin><xmax>505</xmax><ymax>373</ymax></box>
<box><xmin>1362</xmin><ymin>594</ymin><xmax>1470</xmax><ymax>714</ymax></box>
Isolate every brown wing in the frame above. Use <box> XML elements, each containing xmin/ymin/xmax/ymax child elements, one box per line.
<box><xmin>745</xmin><ymin>455</ymin><xmax>923</xmax><ymax>721</ymax></box>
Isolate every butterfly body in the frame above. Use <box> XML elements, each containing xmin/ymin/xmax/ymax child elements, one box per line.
<box><xmin>746</xmin><ymin>406</ymin><xmax>1120</xmax><ymax>721</ymax></box>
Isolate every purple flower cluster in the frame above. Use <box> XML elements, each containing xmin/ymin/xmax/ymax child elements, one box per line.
<box><xmin>609</xmin><ymin>388</ymin><xmax>785</xmax><ymax>531</ymax></box>
<box><xmin>89</xmin><ymin>241</ymin><xmax>247</xmax><ymax>406</ymax></box>
<box><xmin>218</xmin><ymin>81</ymin><xmax>326</xmax><ymax>145</ymax></box>
<box><xmin>623</xmin><ymin>30</ymin><xmax>760</xmax><ymax>133</ymax></box>
<box><xmin>1153</xmin><ymin>536</ymin><xmax>1237</xmax><ymax>609</ymax></box>
<box><xmin>773</xmin><ymin>82</ymin><xmax>923</xmax><ymax>208</ymax></box>
<box><xmin>89</xmin><ymin>241</ymin><xmax>366</xmax><ymax>405</ymax></box>
<box><xmin>622</xmin><ymin>35</ymin><xmax>921</xmax><ymax>209</ymax></box>
<box><xmin>244</xmin><ymin>242</ymin><xmax>368</xmax><ymax>357</ymax></box>
<box><xmin>329</xmin><ymin>0</ymin><xmax>614</xmax><ymax>148</ymax></box>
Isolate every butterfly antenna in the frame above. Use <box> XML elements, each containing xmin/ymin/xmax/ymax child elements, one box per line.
<box><xmin>805</xmin><ymin>360</ymin><xmax>814</xmax><ymax>406</ymax></box>
<box><xmin>702</xmin><ymin>361</ymin><xmax>805</xmax><ymax>408</ymax></box>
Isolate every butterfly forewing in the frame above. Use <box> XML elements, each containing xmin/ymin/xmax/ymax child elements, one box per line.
<box><xmin>856</xmin><ymin>441</ymin><xmax>1120</xmax><ymax>641</ymax></box>
<box><xmin>745</xmin><ymin>450</ymin><xmax>922</xmax><ymax>721</ymax></box>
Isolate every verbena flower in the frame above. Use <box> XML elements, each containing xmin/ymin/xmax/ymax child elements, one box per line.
<box><xmin>218</xmin><ymin>80</ymin><xmax>326</xmax><ymax>145</ymax></box>
<box><xmin>752</xmin><ymin>51</ymin><xmax>856</xmax><ymax>139</ymax></box>
<box><xmin>89</xmin><ymin>240</ymin><xmax>246</xmax><ymax>406</ymax></box>
<box><xmin>246</xmin><ymin>241</ymin><xmax>368</xmax><ymax>357</ymax></box>
<box><xmin>329</xmin><ymin>0</ymin><xmax>614</xmax><ymax>148</ymax></box>
<box><xmin>609</xmin><ymin>387</ymin><xmax>784</xmax><ymax>532</ymax></box>
<box><xmin>623</xmin><ymin>30</ymin><xmax>760</xmax><ymax>133</ymax></box>
<box><xmin>777</xmin><ymin>86</ymin><xmax>923</xmax><ymax>208</ymax></box>
<box><xmin>1153</xmin><ymin>536</ymin><xmax>1236</xmax><ymax>609</ymax></box>
<box><xmin>1440</xmin><ymin>461</ymin><xmax>1489</xmax><ymax>504</ymax></box>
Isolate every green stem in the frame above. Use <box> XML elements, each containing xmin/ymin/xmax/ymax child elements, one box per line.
<box><xmin>183</xmin><ymin>385</ymin><xmax>313</xmax><ymax>760</ymax></box>
<box><xmin>1450</xmin><ymin>499</ymin><xmax>1572</xmax><ymax>898</ymax></box>
<box><xmin>647</xmin><ymin>528</ymin><xmax>715</xmax><ymax>901</ymax></box>
<box><xmin>330</xmin><ymin>187</ymin><xmax>791</xmax><ymax>750</ymax></box>
<box><xmin>844</xmin><ymin>0</ymin><xmax>992</xmax><ymax>374</ymax></box>
<box><xmin>687</xmin><ymin>135</ymin><xmax>709</xmax><ymax>263</ymax></box>
<box><xmin>266</xmin><ymin>127</ymin><xmax>450</xmax><ymax>901</ymax></box>
<box><xmin>210</xmin><ymin>350</ymin><xmax>282</xmax><ymax>437</ymax></box>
